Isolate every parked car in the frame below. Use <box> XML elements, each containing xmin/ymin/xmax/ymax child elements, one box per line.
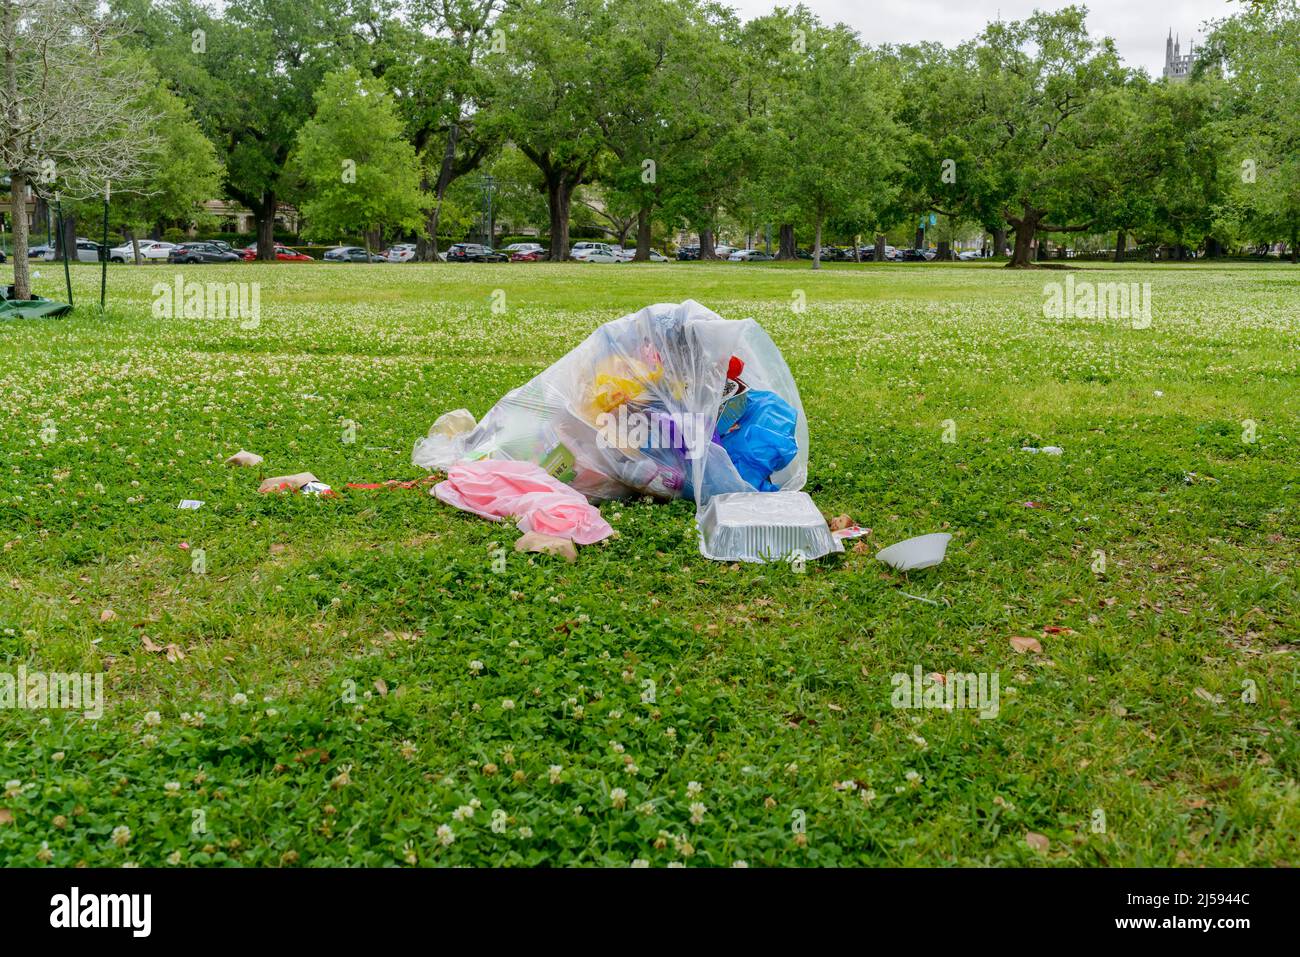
<box><xmin>106</xmin><ymin>240</ymin><xmax>174</xmax><ymax>263</ymax></box>
<box><xmin>957</xmin><ymin>250</ymin><xmax>982</xmax><ymax>261</ymax></box>
<box><xmin>712</xmin><ymin>245</ymin><xmax>738</xmax><ymax>259</ymax></box>
<box><xmin>383</xmin><ymin>244</ymin><xmax>417</xmax><ymax>263</ymax></box>
<box><xmin>27</xmin><ymin>244</ymin><xmax>54</xmax><ymax>259</ymax></box>
<box><xmin>612</xmin><ymin>246</ymin><xmax>669</xmax><ymax>262</ymax></box>
<box><xmin>510</xmin><ymin>247</ymin><xmax>548</xmax><ymax>262</ymax></box>
<box><xmin>505</xmin><ymin>242</ymin><xmax>545</xmax><ymax>256</ymax></box>
<box><xmin>241</xmin><ymin>243</ymin><xmax>313</xmax><ymax>262</ymax></box>
<box><xmin>570</xmin><ymin>242</ymin><xmax>620</xmax><ymax>263</ymax></box>
<box><xmin>323</xmin><ymin>245</ymin><xmax>385</xmax><ymax>263</ymax></box>
<box><xmin>168</xmin><ymin>242</ymin><xmax>240</xmax><ymax>264</ymax></box>
<box><xmin>900</xmin><ymin>247</ymin><xmax>936</xmax><ymax>261</ymax></box>
<box><xmin>44</xmin><ymin>239</ymin><xmax>103</xmax><ymax>263</ymax></box>
<box><xmin>446</xmin><ymin>243</ymin><xmax>508</xmax><ymax>263</ymax></box>
<box><xmin>676</xmin><ymin>245</ymin><xmax>700</xmax><ymax>261</ymax></box>
<box><xmin>728</xmin><ymin>249</ymin><xmax>774</xmax><ymax>262</ymax></box>
<box><xmin>569</xmin><ymin>241</ymin><xmax>608</xmax><ymax>261</ymax></box>
<box><xmin>206</xmin><ymin>240</ymin><xmax>238</xmax><ymax>256</ymax></box>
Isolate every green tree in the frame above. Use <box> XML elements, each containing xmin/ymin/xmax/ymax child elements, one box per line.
<box><xmin>289</xmin><ymin>67</ymin><xmax>426</xmax><ymax>253</ymax></box>
<box><xmin>749</xmin><ymin>14</ymin><xmax>899</xmax><ymax>269</ymax></box>
<box><xmin>1207</xmin><ymin>0</ymin><xmax>1300</xmax><ymax>261</ymax></box>
<box><xmin>489</xmin><ymin>0</ymin><xmax>611</xmax><ymax>260</ymax></box>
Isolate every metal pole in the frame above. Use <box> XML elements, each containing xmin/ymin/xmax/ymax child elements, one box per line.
<box><xmin>100</xmin><ymin>183</ymin><xmax>110</xmax><ymax>311</ymax></box>
<box><xmin>57</xmin><ymin>196</ymin><xmax>73</xmax><ymax>308</ymax></box>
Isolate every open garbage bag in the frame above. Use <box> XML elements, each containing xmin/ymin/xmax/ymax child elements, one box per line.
<box><xmin>414</xmin><ymin>300</ymin><xmax>823</xmax><ymax>560</ymax></box>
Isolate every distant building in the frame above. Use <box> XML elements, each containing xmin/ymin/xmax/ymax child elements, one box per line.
<box><xmin>1163</xmin><ymin>30</ymin><xmax>1196</xmax><ymax>81</ymax></box>
<box><xmin>201</xmin><ymin>199</ymin><xmax>301</xmax><ymax>235</ymax></box>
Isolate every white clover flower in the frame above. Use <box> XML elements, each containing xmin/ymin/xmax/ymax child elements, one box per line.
<box><xmin>110</xmin><ymin>825</ymin><xmax>131</xmax><ymax>847</ymax></box>
<box><xmin>469</xmin><ymin>660</ymin><xmax>484</xmax><ymax>674</ymax></box>
<box><xmin>230</xmin><ymin>693</ymin><xmax>248</xmax><ymax>706</ymax></box>
<box><xmin>143</xmin><ymin>711</ymin><xmax>161</xmax><ymax>727</ymax></box>
<box><xmin>548</xmin><ymin>765</ymin><xmax>563</xmax><ymax>784</ymax></box>
<box><xmin>732</xmin><ymin>860</ymin><xmax>749</xmax><ymax>868</ymax></box>
<box><xmin>437</xmin><ymin>824</ymin><xmax>455</xmax><ymax>847</ymax></box>
<box><xmin>689</xmin><ymin>802</ymin><xmax>707</xmax><ymax>825</ymax></box>
<box><xmin>163</xmin><ymin>782</ymin><xmax>181</xmax><ymax>795</ymax></box>
<box><xmin>518</xmin><ymin>827</ymin><xmax>533</xmax><ymax>839</ymax></box>
<box><xmin>610</xmin><ymin>741</ymin><xmax>625</xmax><ymax>754</ymax></box>
<box><xmin>51</xmin><ymin>752</ymin><xmax>65</xmax><ymax>763</ymax></box>
<box><xmin>686</xmin><ymin>781</ymin><xmax>702</xmax><ymax>798</ymax></box>
<box><xmin>631</xmin><ymin>859</ymin><xmax>650</xmax><ymax>868</ymax></box>
<box><xmin>610</xmin><ymin>787</ymin><xmax>628</xmax><ymax>809</ymax></box>
<box><xmin>452</xmin><ymin>804</ymin><xmax>475</xmax><ymax>822</ymax></box>
<box><xmin>501</xmin><ymin>699</ymin><xmax>515</xmax><ymax>711</ymax></box>
<box><xmin>167</xmin><ymin>850</ymin><xmax>182</xmax><ymax>865</ymax></box>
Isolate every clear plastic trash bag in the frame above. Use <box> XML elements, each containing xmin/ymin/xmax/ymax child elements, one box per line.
<box><xmin>413</xmin><ymin>300</ymin><xmax>816</xmax><ymax>560</ymax></box>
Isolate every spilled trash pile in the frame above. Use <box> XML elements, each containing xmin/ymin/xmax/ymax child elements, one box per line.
<box><xmin>412</xmin><ymin>300</ymin><xmax>839</xmax><ymax>562</ymax></box>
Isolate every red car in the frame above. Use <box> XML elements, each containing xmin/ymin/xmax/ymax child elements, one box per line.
<box><xmin>240</xmin><ymin>244</ymin><xmax>313</xmax><ymax>262</ymax></box>
<box><xmin>510</xmin><ymin>248</ymin><xmax>547</xmax><ymax>262</ymax></box>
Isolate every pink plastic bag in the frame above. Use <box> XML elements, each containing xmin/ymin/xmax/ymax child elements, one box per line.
<box><xmin>434</xmin><ymin>460</ymin><xmax>613</xmax><ymax>545</ymax></box>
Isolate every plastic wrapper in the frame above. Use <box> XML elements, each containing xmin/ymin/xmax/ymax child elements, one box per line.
<box><xmin>413</xmin><ymin>300</ymin><xmax>808</xmax><ymax>512</ymax></box>
<box><xmin>697</xmin><ymin>491</ymin><xmax>843</xmax><ymax>563</ymax></box>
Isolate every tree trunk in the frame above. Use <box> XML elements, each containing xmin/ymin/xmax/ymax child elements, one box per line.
<box><xmin>131</xmin><ymin>231</ymin><xmax>142</xmax><ymax>266</ymax></box>
<box><xmin>58</xmin><ymin>214</ymin><xmax>76</xmax><ymax>258</ymax></box>
<box><xmin>936</xmin><ymin>239</ymin><xmax>952</xmax><ymax>261</ymax></box>
<box><xmin>545</xmin><ymin>177</ymin><xmax>572</xmax><ymax>261</ymax></box>
<box><xmin>420</xmin><ymin>204</ymin><xmax>443</xmax><ymax>261</ymax></box>
<box><xmin>633</xmin><ymin>206</ymin><xmax>651</xmax><ymax>261</ymax></box>
<box><xmin>873</xmin><ymin>233</ymin><xmax>885</xmax><ymax>262</ymax></box>
<box><xmin>1290</xmin><ymin>224</ymin><xmax>1298</xmax><ymax>263</ymax></box>
<box><xmin>812</xmin><ymin>215</ymin><xmax>823</xmax><ymax>270</ymax></box>
<box><xmin>419</xmin><ymin>121</ymin><xmax>461</xmax><ymax>262</ymax></box>
<box><xmin>776</xmin><ymin>223</ymin><xmax>796</xmax><ymax>260</ymax></box>
<box><xmin>1114</xmin><ymin>230</ymin><xmax>1126</xmax><ymax>263</ymax></box>
<box><xmin>256</xmin><ymin>194</ymin><xmax>276</xmax><ymax>261</ymax></box>
<box><xmin>698</xmin><ymin>226</ymin><xmax>716</xmax><ymax>260</ymax></box>
<box><xmin>992</xmin><ymin>227</ymin><xmax>1006</xmax><ymax>258</ymax></box>
<box><xmin>1036</xmin><ymin>234</ymin><xmax>1049</xmax><ymax>261</ymax></box>
<box><xmin>1008</xmin><ymin>216</ymin><xmax>1038</xmax><ymax>268</ymax></box>
<box><xmin>8</xmin><ymin>173</ymin><xmax>31</xmax><ymax>299</ymax></box>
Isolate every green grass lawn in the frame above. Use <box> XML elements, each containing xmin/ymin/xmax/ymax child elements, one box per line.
<box><xmin>1</xmin><ymin>259</ymin><xmax>1296</xmax><ymax>866</ymax></box>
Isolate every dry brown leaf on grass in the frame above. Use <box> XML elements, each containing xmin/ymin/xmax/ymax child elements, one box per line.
<box><xmin>164</xmin><ymin>644</ymin><xmax>185</xmax><ymax>663</ymax></box>
<box><xmin>374</xmin><ymin>678</ymin><xmax>389</xmax><ymax>697</ymax></box>
<box><xmin>1010</xmin><ymin>636</ymin><xmax>1043</xmax><ymax>654</ymax></box>
<box><xmin>99</xmin><ymin>608</ymin><xmax>116</xmax><ymax>622</ymax></box>
<box><xmin>1025</xmin><ymin>831</ymin><xmax>1050</xmax><ymax>853</ymax></box>
<box><xmin>140</xmin><ymin>635</ymin><xmax>164</xmax><ymax>654</ymax></box>
<box><xmin>0</xmin><ymin>808</ymin><xmax>13</xmax><ymax>825</ymax></box>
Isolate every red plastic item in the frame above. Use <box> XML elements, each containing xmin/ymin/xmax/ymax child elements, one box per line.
<box><xmin>727</xmin><ymin>355</ymin><xmax>744</xmax><ymax>380</ymax></box>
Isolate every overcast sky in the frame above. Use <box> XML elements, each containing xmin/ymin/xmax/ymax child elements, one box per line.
<box><xmin>723</xmin><ymin>0</ymin><xmax>1233</xmax><ymax>75</ymax></box>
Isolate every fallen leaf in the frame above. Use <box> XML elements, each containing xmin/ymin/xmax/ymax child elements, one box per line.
<box><xmin>1010</xmin><ymin>636</ymin><xmax>1043</xmax><ymax>654</ymax></box>
<box><xmin>1194</xmin><ymin>687</ymin><xmax>1224</xmax><ymax>705</ymax></box>
<box><xmin>99</xmin><ymin>608</ymin><xmax>116</xmax><ymax>622</ymax></box>
<box><xmin>1025</xmin><ymin>831</ymin><xmax>1049</xmax><ymax>853</ymax></box>
<box><xmin>140</xmin><ymin>635</ymin><xmax>164</xmax><ymax>654</ymax></box>
<box><xmin>0</xmin><ymin>808</ymin><xmax>12</xmax><ymax>825</ymax></box>
<box><xmin>374</xmin><ymin>678</ymin><xmax>389</xmax><ymax>697</ymax></box>
<box><xmin>164</xmin><ymin>644</ymin><xmax>185</xmax><ymax>663</ymax></box>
